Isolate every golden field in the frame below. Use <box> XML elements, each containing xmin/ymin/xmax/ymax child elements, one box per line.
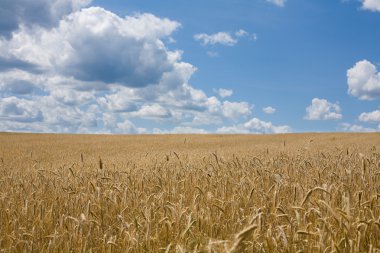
<box><xmin>0</xmin><ymin>133</ymin><xmax>380</xmax><ymax>252</ymax></box>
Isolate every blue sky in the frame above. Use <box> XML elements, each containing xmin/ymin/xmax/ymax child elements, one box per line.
<box><xmin>0</xmin><ymin>0</ymin><xmax>380</xmax><ymax>133</ymax></box>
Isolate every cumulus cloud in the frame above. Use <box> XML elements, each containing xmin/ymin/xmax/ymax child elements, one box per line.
<box><xmin>51</xmin><ymin>88</ymin><xmax>94</xmax><ymax>106</ymax></box>
<box><xmin>0</xmin><ymin>69</ymin><xmax>47</xmax><ymax>96</ymax></box>
<box><xmin>263</xmin><ymin>106</ymin><xmax>276</xmax><ymax>114</ymax></box>
<box><xmin>0</xmin><ymin>96</ymin><xmax>43</xmax><ymax>122</ymax></box>
<box><xmin>217</xmin><ymin>118</ymin><xmax>291</xmax><ymax>134</ymax></box>
<box><xmin>0</xmin><ymin>56</ymin><xmax>42</xmax><ymax>73</ymax></box>
<box><xmin>216</xmin><ymin>88</ymin><xmax>233</xmax><ymax>98</ymax></box>
<box><xmin>38</xmin><ymin>96</ymin><xmax>98</xmax><ymax>132</ymax></box>
<box><xmin>153</xmin><ymin>126</ymin><xmax>208</xmax><ymax>134</ymax></box>
<box><xmin>305</xmin><ymin>98</ymin><xmax>342</xmax><ymax>120</ymax></box>
<box><xmin>133</xmin><ymin>104</ymin><xmax>172</xmax><ymax>119</ymax></box>
<box><xmin>0</xmin><ymin>79</ymin><xmax>39</xmax><ymax>95</ymax></box>
<box><xmin>266</xmin><ymin>0</ymin><xmax>287</xmax><ymax>7</ymax></box>
<box><xmin>339</xmin><ymin>123</ymin><xmax>378</xmax><ymax>132</ymax></box>
<box><xmin>347</xmin><ymin>60</ymin><xmax>380</xmax><ymax>100</ymax></box>
<box><xmin>359</xmin><ymin>109</ymin><xmax>380</xmax><ymax>122</ymax></box>
<box><xmin>97</xmin><ymin>90</ymin><xmax>139</xmax><ymax>112</ymax></box>
<box><xmin>3</xmin><ymin>7</ymin><xmax>181</xmax><ymax>88</ymax></box>
<box><xmin>361</xmin><ymin>0</ymin><xmax>380</xmax><ymax>12</ymax></box>
<box><xmin>116</xmin><ymin>120</ymin><xmax>146</xmax><ymax>134</ymax></box>
<box><xmin>194</xmin><ymin>32</ymin><xmax>237</xmax><ymax>46</ymax></box>
<box><xmin>0</xmin><ymin>1</ymin><xmax>256</xmax><ymax>134</ymax></box>
<box><xmin>222</xmin><ymin>101</ymin><xmax>251</xmax><ymax>119</ymax></box>
<box><xmin>0</xmin><ymin>0</ymin><xmax>91</xmax><ymax>38</ymax></box>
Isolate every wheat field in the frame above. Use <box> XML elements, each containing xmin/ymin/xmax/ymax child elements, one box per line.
<box><xmin>0</xmin><ymin>133</ymin><xmax>380</xmax><ymax>252</ymax></box>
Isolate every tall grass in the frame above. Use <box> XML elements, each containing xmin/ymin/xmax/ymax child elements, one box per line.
<box><xmin>0</xmin><ymin>133</ymin><xmax>379</xmax><ymax>252</ymax></box>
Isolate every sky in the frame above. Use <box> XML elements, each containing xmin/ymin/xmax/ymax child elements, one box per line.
<box><xmin>0</xmin><ymin>0</ymin><xmax>380</xmax><ymax>134</ymax></box>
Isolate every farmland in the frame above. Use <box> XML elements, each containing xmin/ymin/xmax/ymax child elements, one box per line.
<box><xmin>0</xmin><ymin>133</ymin><xmax>380</xmax><ymax>252</ymax></box>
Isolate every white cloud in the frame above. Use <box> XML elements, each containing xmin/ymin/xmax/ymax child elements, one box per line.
<box><xmin>194</xmin><ymin>29</ymin><xmax>256</xmax><ymax>58</ymax></box>
<box><xmin>39</xmin><ymin>96</ymin><xmax>97</xmax><ymax>132</ymax></box>
<box><xmin>97</xmin><ymin>92</ymin><xmax>138</xmax><ymax>113</ymax></box>
<box><xmin>0</xmin><ymin>0</ymin><xmax>91</xmax><ymax>38</ymax></box>
<box><xmin>222</xmin><ymin>101</ymin><xmax>251</xmax><ymax>119</ymax></box>
<box><xmin>0</xmin><ymin>79</ymin><xmax>39</xmax><ymax>95</ymax></box>
<box><xmin>217</xmin><ymin>126</ymin><xmax>250</xmax><ymax>134</ymax></box>
<box><xmin>194</xmin><ymin>32</ymin><xmax>237</xmax><ymax>46</ymax></box>
<box><xmin>0</xmin><ymin>69</ymin><xmax>45</xmax><ymax>94</ymax></box>
<box><xmin>153</xmin><ymin>126</ymin><xmax>208</xmax><ymax>134</ymax></box>
<box><xmin>217</xmin><ymin>117</ymin><xmax>291</xmax><ymax>134</ymax></box>
<box><xmin>216</xmin><ymin>88</ymin><xmax>233</xmax><ymax>98</ymax></box>
<box><xmin>0</xmin><ymin>2</ymin><xmax>257</xmax><ymax>134</ymax></box>
<box><xmin>339</xmin><ymin>123</ymin><xmax>378</xmax><ymax>132</ymax></box>
<box><xmin>263</xmin><ymin>106</ymin><xmax>276</xmax><ymax>114</ymax></box>
<box><xmin>235</xmin><ymin>29</ymin><xmax>248</xmax><ymax>37</ymax></box>
<box><xmin>116</xmin><ymin>120</ymin><xmax>146</xmax><ymax>134</ymax></box>
<box><xmin>361</xmin><ymin>0</ymin><xmax>380</xmax><ymax>12</ymax></box>
<box><xmin>51</xmin><ymin>88</ymin><xmax>94</xmax><ymax>106</ymax></box>
<box><xmin>0</xmin><ymin>121</ymin><xmax>49</xmax><ymax>133</ymax></box>
<box><xmin>243</xmin><ymin>118</ymin><xmax>290</xmax><ymax>133</ymax></box>
<box><xmin>0</xmin><ymin>94</ymin><xmax>100</xmax><ymax>133</ymax></box>
<box><xmin>305</xmin><ymin>98</ymin><xmax>342</xmax><ymax>120</ymax></box>
<box><xmin>160</xmin><ymin>96</ymin><xmax>252</xmax><ymax>126</ymax></box>
<box><xmin>122</xmin><ymin>13</ymin><xmax>181</xmax><ymax>39</ymax></box>
<box><xmin>3</xmin><ymin>7</ymin><xmax>181</xmax><ymax>88</ymax></box>
<box><xmin>359</xmin><ymin>109</ymin><xmax>380</xmax><ymax>122</ymax></box>
<box><xmin>266</xmin><ymin>0</ymin><xmax>287</xmax><ymax>7</ymax></box>
<box><xmin>190</xmin><ymin>113</ymin><xmax>223</xmax><ymax>126</ymax></box>
<box><xmin>133</xmin><ymin>104</ymin><xmax>172</xmax><ymax>119</ymax></box>
<box><xmin>0</xmin><ymin>96</ymin><xmax>43</xmax><ymax>122</ymax></box>
<box><xmin>347</xmin><ymin>60</ymin><xmax>380</xmax><ymax>100</ymax></box>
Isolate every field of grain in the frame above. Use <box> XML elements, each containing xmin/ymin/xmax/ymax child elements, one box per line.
<box><xmin>0</xmin><ymin>133</ymin><xmax>380</xmax><ymax>252</ymax></box>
